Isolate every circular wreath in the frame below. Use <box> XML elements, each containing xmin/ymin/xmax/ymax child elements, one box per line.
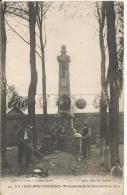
<box><xmin>75</xmin><ymin>98</ymin><xmax>86</xmax><ymax>109</ymax></box>
<box><xmin>57</xmin><ymin>94</ymin><xmax>71</xmax><ymax>111</ymax></box>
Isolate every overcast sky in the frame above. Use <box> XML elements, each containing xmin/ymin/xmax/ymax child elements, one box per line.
<box><xmin>6</xmin><ymin>1</ymin><xmax>123</xmax><ymax>113</ymax></box>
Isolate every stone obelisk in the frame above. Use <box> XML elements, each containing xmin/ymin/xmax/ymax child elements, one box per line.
<box><xmin>57</xmin><ymin>45</ymin><xmax>71</xmax><ymax>98</ymax></box>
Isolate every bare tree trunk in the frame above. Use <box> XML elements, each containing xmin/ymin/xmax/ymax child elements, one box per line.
<box><xmin>98</xmin><ymin>4</ymin><xmax>108</xmax><ymax>148</ymax></box>
<box><xmin>96</xmin><ymin>3</ymin><xmax>108</xmax><ymax>155</ymax></box>
<box><xmin>28</xmin><ymin>2</ymin><xmax>38</xmax><ymax>145</ymax></box>
<box><xmin>39</xmin><ymin>22</ymin><xmax>47</xmax><ymax>116</ymax></box>
<box><xmin>105</xmin><ymin>1</ymin><xmax>120</xmax><ymax>166</ymax></box>
<box><xmin>37</xmin><ymin>2</ymin><xmax>47</xmax><ymax>117</ymax></box>
<box><xmin>36</xmin><ymin>2</ymin><xmax>48</xmax><ymax>133</ymax></box>
<box><xmin>0</xmin><ymin>2</ymin><xmax>8</xmax><ymax>171</ymax></box>
<box><xmin>100</xmin><ymin>99</ymin><xmax>108</xmax><ymax>143</ymax></box>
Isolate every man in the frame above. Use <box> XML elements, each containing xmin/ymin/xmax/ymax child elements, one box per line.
<box><xmin>81</xmin><ymin>121</ymin><xmax>89</xmax><ymax>159</ymax></box>
<box><xmin>88</xmin><ymin>127</ymin><xmax>92</xmax><ymax>158</ymax></box>
<box><xmin>16</xmin><ymin>123</ymin><xmax>33</xmax><ymax>167</ymax></box>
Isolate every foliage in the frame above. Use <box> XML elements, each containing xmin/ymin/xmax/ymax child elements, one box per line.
<box><xmin>7</xmin><ymin>86</ymin><xmax>28</xmax><ymax>111</ymax></box>
<box><xmin>0</xmin><ymin>71</ymin><xmax>28</xmax><ymax>111</ymax></box>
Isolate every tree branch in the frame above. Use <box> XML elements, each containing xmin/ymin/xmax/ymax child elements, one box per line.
<box><xmin>7</xmin><ymin>6</ymin><xmax>28</xmax><ymax>14</ymax></box>
<box><xmin>6</xmin><ymin>10</ymin><xmax>28</xmax><ymax>21</ymax></box>
<box><xmin>5</xmin><ymin>19</ymin><xmax>42</xmax><ymax>59</ymax></box>
<box><xmin>3</xmin><ymin>2</ymin><xmax>7</xmax><ymax>13</ymax></box>
<box><xmin>43</xmin><ymin>16</ymin><xmax>47</xmax><ymax>48</ymax></box>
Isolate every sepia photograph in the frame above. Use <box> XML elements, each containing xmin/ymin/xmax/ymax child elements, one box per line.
<box><xmin>0</xmin><ymin>1</ymin><xmax>125</xmax><ymax>194</ymax></box>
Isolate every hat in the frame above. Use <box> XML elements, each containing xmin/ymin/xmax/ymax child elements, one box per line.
<box><xmin>84</xmin><ymin>121</ymin><xmax>88</xmax><ymax>127</ymax></box>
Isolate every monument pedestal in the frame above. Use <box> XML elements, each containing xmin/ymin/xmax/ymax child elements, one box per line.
<box><xmin>58</xmin><ymin>134</ymin><xmax>81</xmax><ymax>155</ymax></box>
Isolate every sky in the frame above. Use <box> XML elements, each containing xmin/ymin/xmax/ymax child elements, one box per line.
<box><xmin>5</xmin><ymin>1</ymin><xmax>123</xmax><ymax>113</ymax></box>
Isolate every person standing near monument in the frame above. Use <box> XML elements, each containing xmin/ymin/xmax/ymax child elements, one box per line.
<box><xmin>16</xmin><ymin>122</ymin><xmax>33</xmax><ymax>167</ymax></box>
<box><xmin>81</xmin><ymin>121</ymin><xmax>89</xmax><ymax>159</ymax></box>
<box><xmin>88</xmin><ymin>127</ymin><xmax>92</xmax><ymax>158</ymax></box>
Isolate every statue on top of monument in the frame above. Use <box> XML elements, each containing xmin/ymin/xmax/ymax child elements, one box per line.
<box><xmin>57</xmin><ymin>45</ymin><xmax>71</xmax><ymax>63</ymax></box>
<box><xmin>61</xmin><ymin>45</ymin><xmax>66</xmax><ymax>52</ymax></box>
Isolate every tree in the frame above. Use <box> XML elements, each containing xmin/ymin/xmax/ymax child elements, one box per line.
<box><xmin>7</xmin><ymin>2</ymin><xmax>39</xmax><ymax>145</ymax></box>
<box><xmin>36</xmin><ymin>2</ymin><xmax>49</xmax><ymax>116</ymax></box>
<box><xmin>96</xmin><ymin>2</ymin><xmax>108</xmax><ymax>152</ymax></box>
<box><xmin>0</xmin><ymin>2</ymin><xmax>8</xmax><ymax>170</ymax></box>
<box><xmin>105</xmin><ymin>1</ymin><xmax>120</xmax><ymax>166</ymax></box>
<box><xmin>5</xmin><ymin>2</ymin><xmax>52</xmax><ymax>142</ymax></box>
<box><xmin>28</xmin><ymin>2</ymin><xmax>38</xmax><ymax>145</ymax></box>
<box><xmin>6</xmin><ymin>2</ymin><xmax>52</xmax><ymax>117</ymax></box>
<box><xmin>115</xmin><ymin>2</ymin><xmax>124</xmax><ymax>93</ymax></box>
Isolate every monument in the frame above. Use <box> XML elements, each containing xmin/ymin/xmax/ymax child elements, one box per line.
<box><xmin>57</xmin><ymin>45</ymin><xmax>71</xmax><ymax>100</ymax></box>
<box><xmin>57</xmin><ymin>45</ymin><xmax>72</xmax><ymax>135</ymax></box>
<box><xmin>57</xmin><ymin>45</ymin><xmax>71</xmax><ymax>116</ymax></box>
<box><xmin>56</xmin><ymin>45</ymin><xmax>82</xmax><ymax>154</ymax></box>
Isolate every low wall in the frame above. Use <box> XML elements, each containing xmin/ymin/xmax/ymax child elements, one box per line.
<box><xmin>6</xmin><ymin>112</ymin><xmax>124</xmax><ymax>146</ymax></box>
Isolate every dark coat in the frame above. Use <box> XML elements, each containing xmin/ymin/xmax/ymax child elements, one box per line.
<box><xmin>16</xmin><ymin>127</ymin><xmax>33</xmax><ymax>144</ymax></box>
<box><xmin>82</xmin><ymin>126</ymin><xmax>89</xmax><ymax>137</ymax></box>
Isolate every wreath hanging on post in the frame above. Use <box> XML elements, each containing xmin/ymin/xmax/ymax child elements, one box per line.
<box><xmin>57</xmin><ymin>94</ymin><xmax>71</xmax><ymax>113</ymax></box>
<box><xmin>93</xmin><ymin>90</ymin><xmax>109</xmax><ymax>109</ymax></box>
<box><xmin>75</xmin><ymin>98</ymin><xmax>87</xmax><ymax>109</ymax></box>
<box><xmin>93</xmin><ymin>94</ymin><xmax>100</xmax><ymax>109</ymax></box>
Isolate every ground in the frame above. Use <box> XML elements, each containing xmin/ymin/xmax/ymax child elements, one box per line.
<box><xmin>3</xmin><ymin>145</ymin><xmax>124</xmax><ymax>177</ymax></box>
